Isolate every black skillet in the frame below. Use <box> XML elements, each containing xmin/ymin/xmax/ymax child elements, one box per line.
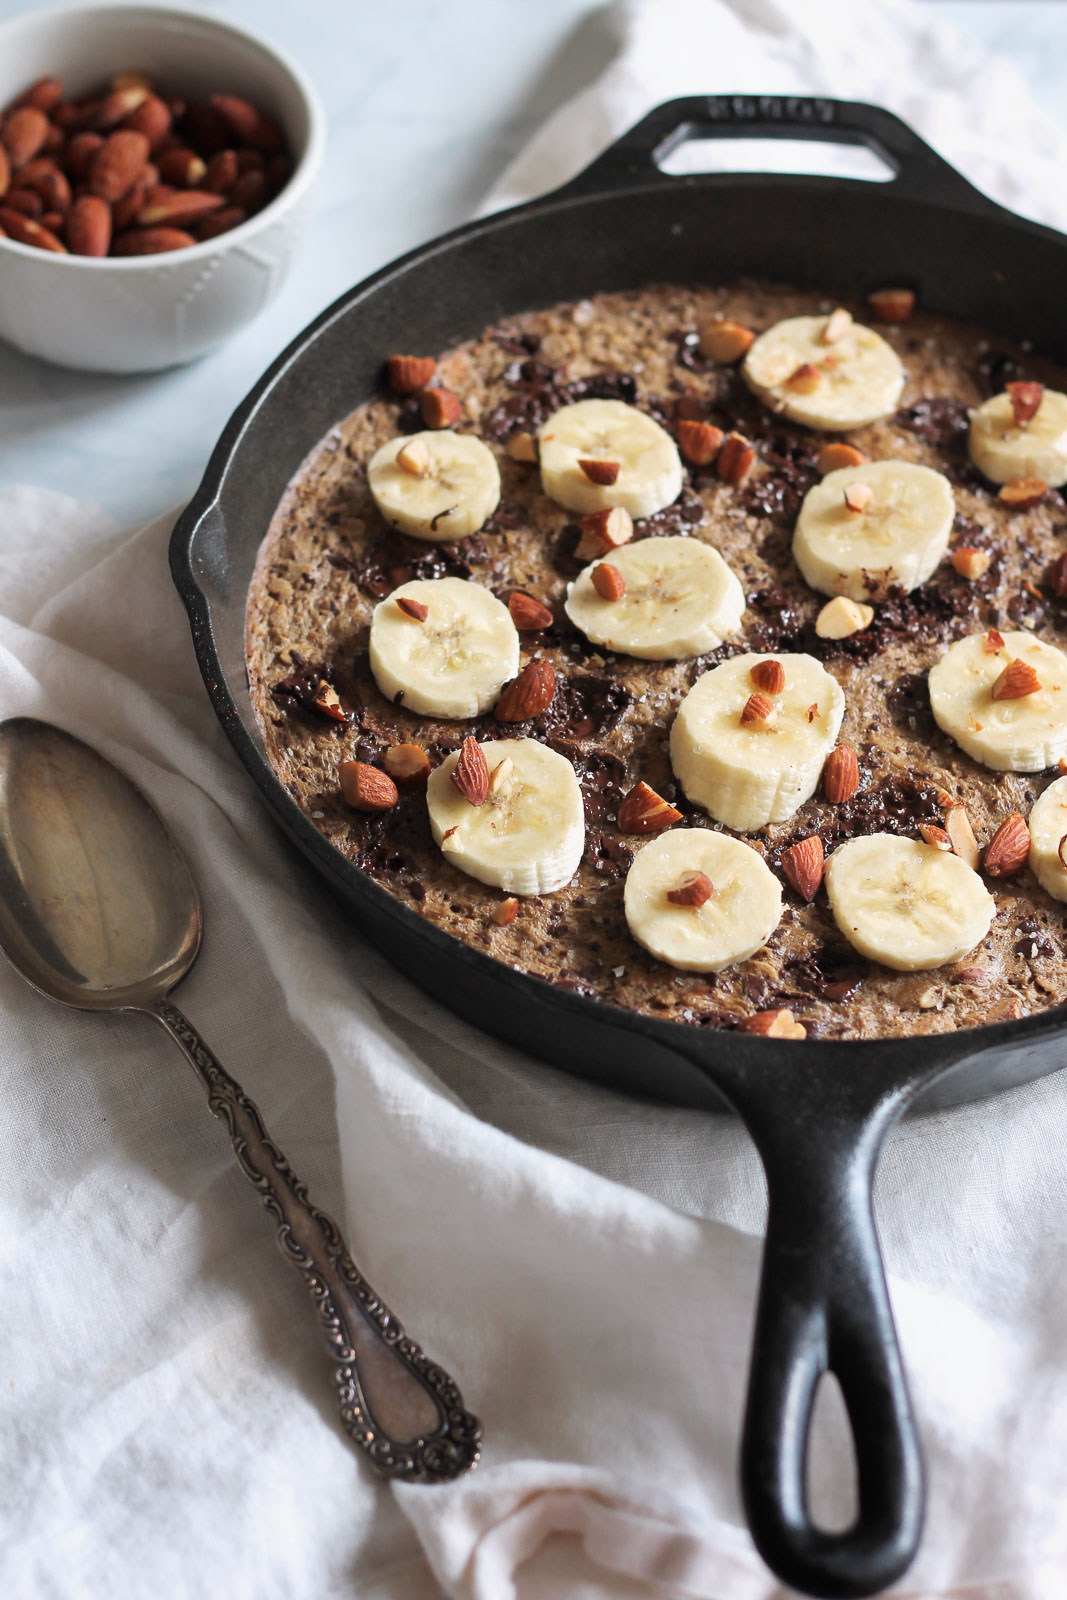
<box><xmin>170</xmin><ymin>96</ymin><xmax>1067</xmax><ymax>1598</ymax></box>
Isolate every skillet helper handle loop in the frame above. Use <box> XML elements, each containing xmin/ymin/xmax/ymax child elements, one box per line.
<box><xmin>738</xmin><ymin>1081</ymin><xmax>923</xmax><ymax>1598</ymax></box>
<box><xmin>558</xmin><ymin>93</ymin><xmax>993</xmax><ymax>214</ymax></box>
<box><xmin>150</xmin><ymin>998</ymin><xmax>481</xmax><ymax>1484</ymax></box>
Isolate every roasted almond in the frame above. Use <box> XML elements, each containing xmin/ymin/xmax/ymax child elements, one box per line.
<box><xmin>504</xmin><ymin>431</ymin><xmax>538</xmax><ymax>463</ymax></box>
<box><xmin>201</xmin><ymin>147</ymin><xmax>239</xmax><ymax>193</ymax></box>
<box><xmin>388</xmin><ymin>354</ymin><xmax>436</xmax><ymax>394</ymax></box>
<box><xmin>493</xmin><ymin>896</ymin><xmax>519</xmax><ymax>927</ymax></box>
<box><xmin>677</xmin><ymin>419</ymin><xmax>723</xmax><ymax>466</ymax></box>
<box><xmin>309</xmin><ymin>680</ymin><xmax>346</xmax><ymax>723</ymax></box>
<box><xmin>823</xmin><ymin>745</ymin><xmax>859</xmax><ymax>804</ymax></box>
<box><xmin>749</xmin><ymin>658</ymin><xmax>786</xmax><ymax>695</ymax></box>
<box><xmin>88</xmin><ymin>129</ymin><xmax>149</xmax><ymax>201</ymax></box>
<box><xmin>508</xmin><ymin>591</ymin><xmax>553</xmax><ymax>630</ymax></box>
<box><xmin>667</xmin><ymin>870</ymin><xmax>714</xmax><ymax>908</ymax></box>
<box><xmin>578</xmin><ymin>457</ymin><xmax>620</xmax><ymax>486</ymax></box>
<box><xmin>945</xmin><ymin>804</ymin><xmax>980</xmax><ymax>870</ymax></box>
<box><xmin>210</xmin><ymin>93</ymin><xmax>284</xmax><ymax>154</ymax></box>
<box><xmin>396</xmin><ymin>595</ymin><xmax>428</xmax><ymax>621</ymax></box>
<box><xmin>781</xmin><ymin>836</ymin><xmax>824</xmax><ymax>902</ymax></box>
<box><xmin>739</xmin><ymin>692</ymin><xmax>777</xmax><ymax>729</ymax></box>
<box><xmin>991</xmin><ymin>657</ymin><xmax>1041</xmax><ymax>700</ymax></box>
<box><xmin>0</xmin><ymin>143</ymin><xmax>14</xmax><ymax>198</ymax></box>
<box><xmin>396</xmin><ymin>438</ymin><xmax>431</xmax><ymax>476</ymax></box>
<box><xmin>918</xmin><ymin>823</ymin><xmax>953</xmax><ymax>851</ymax></box>
<box><xmin>420</xmin><ymin>387</ymin><xmax>463</xmax><ymax>428</ymax></box>
<box><xmin>339</xmin><ymin>760</ymin><xmax>398</xmax><ymax>813</ymax></box>
<box><xmin>123</xmin><ymin>93</ymin><xmax>172</xmax><ymax>152</ymax></box>
<box><xmin>786</xmin><ymin>362</ymin><xmax>821</xmax><ymax>393</ymax></box>
<box><xmin>984</xmin><ymin>627</ymin><xmax>1006</xmax><ymax>654</ymax></box>
<box><xmin>697</xmin><ymin>317</ymin><xmax>755</xmax><ymax>363</ymax></box>
<box><xmin>616</xmin><ymin>781</ymin><xmax>681</xmax><ymax>835</ymax></box>
<box><xmin>229</xmin><ymin>168</ymin><xmax>267</xmax><ymax>214</ymax></box>
<box><xmin>111</xmin><ymin>179</ymin><xmax>149</xmax><ymax>232</ymax></box>
<box><xmin>452</xmin><ymin>736</ymin><xmax>489</xmax><ymax>805</ymax></box>
<box><xmin>196</xmin><ymin>205</ymin><xmax>246</xmax><ymax>242</ymax></box>
<box><xmin>952</xmin><ymin>546</ymin><xmax>992</xmax><ymax>580</ymax></box>
<box><xmin>112</xmin><ymin>226</ymin><xmax>196</xmax><ymax>254</ymax></box>
<box><xmin>576</xmin><ymin>506</ymin><xmax>633</xmax><ymax>559</ymax></box>
<box><xmin>0</xmin><ymin>208</ymin><xmax>65</xmax><ymax>251</ymax></box>
<box><xmin>67</xmin><ymin>194</ymin><xmax>112</xmax><ymax>257</ymax></box>
<box><xmin>382</xmin><ymin>742</ymin><xmax>431</xmax><ymax>785</ymax></box>
<box><xmin>10</xmin><ymin>76</ymin><xmax>64</xmax><ymax>114</ymax></box>
<box><xmin>158</xmin><ymin>145</ymin><xmax>207</xmax><ymax>188</ymax></box>
<box><xmin>93</xmin><ymin>84</ymin><xmax>150</xmax><ymax>129</ymax></box>
<box><xmin>822</xmin><ymin>307</ymin><xmax>852</xmax><ymax>344</ymax></box>
<box><xmin>815</xmin><ymin>595</ymin><xmax>874</xmax><ymax>639</ymax></box>
<box><xmin>717</xmin><ymin>432</ymin><xmax>755</xmax><ymax>486</ymax></box>
<box><xmin>494</xmin><ymin>658</ymin><xmax>556</xmax><ymax>722</ymax></box>
<box><xmin>998</xmin><ymin>476</ymin><xmax>1046</xmax><ymax>511</ymax></box>
<box><xmin>137</xmin><ymin>189</ymin><xmax>225</xmax><ymax>227</ymax></box>
<box><xmin>737</xmin><ymin>1009</ymin><xmax>807</xmax><ymax>1039</ymax></box>
<box><xmin>843</xmin><ymin>482</ymin><xmax>874</xmax><ymax>514</ymax></box>
<box><xmin>983</xmin><ymin>813</ymin><xmax>1030</xmax><ymax>878</ymax></box>
<box><xmin>867</xmin><ymin>287</ymin><xmax>916</xmax><ymax>323</ymax></box>
<box><xmin>817</xmin><ymin>442</ymin><xmax>869</xmax><ymax>474</ymax></box>
<box><xmin>2</xmin><ymin>106</ymin><xmax>50</xmax><ymax>169</ymax></box>
<box><xmin>591</xmin><ymin>562</ymin><xmax>626</xmax><ymax>601</ymax></box>
<box><xmin>1007</xmin><ymin>380</ymin><xmax>1044</xmax><ymax>426</ymax></box>
<box><xmin>66</xmin><ymin>131</ymin><xmax>104</xmax><ymax>181</ymax></box>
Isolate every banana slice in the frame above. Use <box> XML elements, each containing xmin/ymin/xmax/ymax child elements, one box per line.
<box><xmin>564</xmin><ymin>536</ymin><xmax>744</xmax><ymax>659</ymax></box>
<box><xmin>928</xmin><ymin>629</ymin><xmax>1067</xmax><ymax>772</ymax></box>
<box><xmin>538</xmin><ymin>398</ymin><xmax>684</xmax><ymax>518</ymax></box>
<box><xmin>1028</xmin><ymin>777</ymin><xmax>1067</xmax><ymax>901</ymax></box>
<box><xmin>793</xmin><ymin>460</ymin><xmax>955</xmax><ymax>601</ymax></box>
<box><xmin>670</xmin><ymin>652</ymin><xmax>845</xmax><ymax>832</ymax></box>
<box><xmin>427</xmin><ymin>737</ymin><xmax>584</xmax><ymax>894</ymax></box>
<box><xmin>369</xmin><ymin>577</ymin><xmax>519</xmax><ymax>718</ymax></box>
<box><xmin>367</xmin><ymin>430</ymin><xmax>501</xmax><ymax>541</ymax></box>
<box><xmin>742</xmin><ymin>313</ymin><xmax>905</xmax><ymax>431</ymax></box>
<box><xmin>968</xmin><ymin>389</ymin><xmax>1067</xmax><ymax>487</ymax></box>
<box><xmin>623</xmin><ymin>828</ymin><xmax>783</xmax><ymax>973</ymax></box>
<box><xmin>825</xmin><ymin>834</ymin><xmax>994</xmax><ymax>971</ymax></box>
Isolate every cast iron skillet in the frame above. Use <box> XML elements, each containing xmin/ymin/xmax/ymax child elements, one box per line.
<box><xmin>171</xmin><ymin>96</ymin><xmax>1067</xmax><ymax>1598</ymax></box>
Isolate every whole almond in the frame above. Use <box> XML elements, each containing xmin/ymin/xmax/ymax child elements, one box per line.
<box><xmin>210</xmin><ymin>93</ymin><xmax>284</xmax><ymax>154</ymax></box>
<box><xmin>382</xmin><ymin>743</ymin><xmax>431</xmax><ymax>785</ymax></box>
<box><xmin>182</xmin><ymin>102</ymin><xmax>229</xmax><ymax>158</ymax></box>
<box><xmin>781</xmin><ymin>836</ymin><xmax>824</xmax><ymax>902</ymax></box>
<box><xmin>508</xmin><ymin>591</ymin><xmax>553</xmax><ymax>630</ymax></box>
<box><xmin>998</xmin><ymin>477</ymin><xmax>1046</xmax><ymax>511</ymax></box>
<box><xmin>39</xmin><ymin>210</ymin><xmax>64</xmax><ymax>234</ymax></box>
<box><xmin>196</xmin><ymin>205</ymin><xmax>246</xmax><ymax>241</ymax></box>
<box><xmin>339</xmin><ymin>760</ymin><xmax>398</xmax><ymax>813</ymax></box>
<box><xmin>823</xmin><ymin>745</ymin><xmax>859</xmax><ymax>804</ymax></box>
<box><xmin>983</xmin><ymin>813</ymin><xmax>1030</xmax><ymax>878</ymax></box>
<box><xmin>89</xmin><ymin>129</ymin><xmax>149</xmax><ymax>202</ymax></box>
<box><xmin>31</xmin><ymin>166</ymin><xmax>70</xmax><ymax>215</ymax></box>
<box><xmin>111</xmin><ymin>179</ymin><xmax>149</xmax><ymax>232</ymax></box>
<box><xmin>420</xmin><ymin>388</ymin><xmax>463</xmax><ymax>428</ymax></box>
<box><xmin>123</xmin><ymin>93</ymin><xmax>172</xmax><ymax>152</ymax></box>
<box><xmin>591</xmin><ymin>562</ymin><xmax>626</xmax><ymax>601</ymax></box>
<box><xmin>737</xmin><ymin>1009</ymin><xmax>807</xmax><ymax>1039</ymax></box>
<box><xmin>0</xmin><ymin>146</ymin><xmax>9</xmax><ymax>199</ymax></box>
<box><xmin>817</xmin><ymin>442</ymin><xmax>869</xmax><ymax>474</ymax></box>
<box><xmin>388</xmin><ymin>354</ymin><xmax>436</xmax><ymax>394</ymax></box>
<box><xmin>750</xmin><ymin>658</ymin><xmax>786</xmax><ymax>694</ymax></box>
<box><xmin>67</xmin><ymin>195</ymin><xmax>112</xmax><ymax>257</ymax></box>
<box><xmin>698</xmin><ymin>317</ymin><xmax>755</xmax><ymax>363</ymax></box>
<box><xmin>2</xmin><ymin>106</ymin><xmax>50</xmax><ymax>169</ymax></box>
<box><xmin>230</xmin><ymin>168</ymin><xmax>267</xmax><ymax>213</ymax></box>
<box><xmin>158</xmin><ymin>146</ymin><xmax>207</xmax><ymax>188</ymax></box>
<box><xmin>10</xmin><ymin>77</ymin><xmax>64</xmax><ymax>114</ymax></box>
<box><xmin>616</xmin><ymin>781</ymin><xmax>682</xmax><ymax>835</ymax></box>
<box><xmin>667</xmin><ymin>870</ymin><xmax>714</xmax><ymax>908</ymax></box>
<box><xmin>112</xmin><ymin>226</ymin><xmax>196</xmax><ymax>255</ymax></box>
<box><xmin>1007</xmin><ymin>380</ymin><xmax>1044</xmax><ymax>426</ymax></box>
<box><xmin>867</xmin><ymin>287</ymin><xmax>916</xmax><ymax>323</ymax></box>
<box><xmin>137</xmin><ymin>189</ymin><xmax>225</xmax><ymax>227</ymax></box>
<box><xmin>66</xmin><ymin>131</ymin><xmax>104</xmax><ymax>181</ymax></box>
<box><xmin>452</xmin><ymin>737</ymin><xmax>489</xmax><ymax>805</ymax></box>
<box><xmin>235</xmin><ymin>146</ymin><xmax>266</xmax><ymax>175</ymax></box>
<box><xmin>93</xmin><ymin>85</ymin><xmax>150</xmax><ymax>130</ymax></box>
<box><xmin>578</xmin><ymin>458</ymin><xmax>620</xmax><ymax>486</ymax></box>
<box><xmin>717</xmin><ymin>432</ymin><xmax>755</xmax><ymax>486</ymax></box>
<box><xmin>202</xmin><ymin>148</ymin><xmax>238</xmax><ymax>193</ymax></box>
<box><xmin>0</xmin><ymin>207</ymin><xmax>65</xmax><ymax>251</ymax></box>
<box><xmin>3</xmin><ymin>189</ymin><xmax>42</xmax><ymax>218</ymax></box>
<box><xmin>677</xmin><ymin>419</ymin><xmax>724</xmax><ymax>466</ymax></box>
<box><xmin>494</xmin><ymin>658</ymin><xmax>556</xmax><ymax>722</ymax></box>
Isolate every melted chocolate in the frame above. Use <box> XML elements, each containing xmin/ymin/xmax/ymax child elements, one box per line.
<box><xmin>271</xmin><ymin>653</ymin><xmax>350</xmax><ymax>723</ymax></box>
<box><xmin>335</xmin><ymin>537</ymin><xmax>478</xmax><ymax>598</ymax></box>
<box><xmin>786</xmin><ymin>948</ymin><xmax>867</xmax><ymax>1004</ymax></box>
<box><xmin>1014</xmin><ymin>916</ymin><xmax>1057</xmax><ymax>960</ymax></box>
<box><xmin>537</xmin><ymin>673</ymin><xmax>633</xmax><ymax>741</ymax></box>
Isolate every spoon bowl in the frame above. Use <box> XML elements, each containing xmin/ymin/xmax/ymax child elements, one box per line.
<box><xmin>0</xmin><ymin>718</ymin><xmax>200</xmax><ymax>1011</ymax></box>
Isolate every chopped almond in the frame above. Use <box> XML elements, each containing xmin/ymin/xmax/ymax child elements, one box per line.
<box><xmin>592</xmin><ymin>563</ymin><xmax>626</xmax><ymax>601</ymax></box>
<box><xmin>952</xmin><ymin>547</ymin><xmax>992</xmax><ymax>580</ymax></box>
<box><xmin>822</xmin><ymin>307</ymin><xmax>852</xmax><ymax>344</ymax></box>
<box><xmin>504</xmin><ymin>431</ymin><xmax>538</xmax><ymax>463</ymax></box>
<box><xmin>578</xmin><ymin>458</ymin><xmax>620</xmax><ymax>486</ymax></box>
<box><xmin>396</xmin><ymin>595</ymin><xmax>428</xmax><ymax>621</ymax></box>
<box><xmin>998</xmin><ymin>477</ymin><xmax>1046</xmax><ymax>511</ymax></box>
<box><xmin>815</xmin><ymin>596</ymin><xmax>874</xmax><ymax>639</ymax></box>
<box><xmin>697</xmin><ymin>317</ymin><xmax>755</xmax><ymax>363</ymax></box>
<box><xmin>1007</xmin><ymin>380</ymin><xmax>1044</xmax><ymax>426</ymax></box>
<box><xmin>817</xmin><ymin>442</ymin><xmax>869</xmax><ymax>475</ymax></box>
<box><xmin>666</xmin><ymin>871</ymin><xmax>714</xmax><ymax>908</ymax></box>
<box><xmin>867</xmin><ymin>287</ymin><xmax>916</xmax><ymax>323</ymax></box>
<box><xmin>843</xmin><ymin>482</ymin><xmax>874</xmax><ymax>514</ymax></box>
<box><xmin>991</xmin><ymin>658</ymin><xmax>1041</xmax><ymax>700</ymax></box>
<box><xmin>786</xmin><ymin>362</ymin><xmax>821</xmax><ymax>394</ymax></box>
<box><xmin>739</xmin><ymin>692</ymin><xmax>777</xmax><ymax>729</ymax></box>
<box><xmin>396</xmin><ymin>438</ymin><xmax>431</xmax><ymax>477</ymax></box>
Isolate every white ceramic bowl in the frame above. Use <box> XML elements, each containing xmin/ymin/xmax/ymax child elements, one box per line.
<box><xmin>0</xmin><ymin>2</ymin><xmax>325</xmax><ymax>372</ymax></box>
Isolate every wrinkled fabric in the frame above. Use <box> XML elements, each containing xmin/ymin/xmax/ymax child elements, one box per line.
<box><xmin>5</xmin><ymin>2</ymin><xmax>1067</xmax><ymax>1597</ymax></box>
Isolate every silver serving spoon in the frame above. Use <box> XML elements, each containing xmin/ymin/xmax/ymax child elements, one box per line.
<box><xmin>0</xmin><ymin>716</ymin><xmax>480</xmax><ymax>1483</ymax></box>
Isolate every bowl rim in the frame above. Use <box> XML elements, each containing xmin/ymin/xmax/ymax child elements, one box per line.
<box><xmin>0</xmin><ymin>0</ymin><xmax>326</xmax><ymax>269</ymax></box>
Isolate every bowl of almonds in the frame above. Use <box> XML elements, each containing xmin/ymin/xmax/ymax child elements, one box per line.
<box><xmin>0</xmin><ymin>3</ymin><xmax>324</xmax><ymax>372</ymax></box>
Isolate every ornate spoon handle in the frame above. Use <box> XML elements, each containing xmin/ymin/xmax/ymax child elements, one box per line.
<box><xmin>150</xmin><ymin>997</ymin><xmax>481</xmax><ymax>1482</ymax></box>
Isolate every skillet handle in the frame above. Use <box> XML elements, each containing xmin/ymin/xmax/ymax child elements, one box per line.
<box><xmin>558</xmin><ymin>94</ymin><xmax>997</xmax><ymax>214</ymax></box>
<box><xmin>719</xmin><ymin>1061</ymin><xmax>923</xmax><ymax>1598</ymax></box>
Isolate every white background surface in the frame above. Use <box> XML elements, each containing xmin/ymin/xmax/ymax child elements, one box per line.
<box><xmin>0</xmin><ymin>0</ymin><xmax>1065</xmax><ymax>525</ymax></box>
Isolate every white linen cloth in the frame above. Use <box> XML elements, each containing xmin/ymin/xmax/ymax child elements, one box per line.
<box><xmin>4</xmin><ymin>3</ymin><xmax>1067</xmax><ymax>1597</ymax></box>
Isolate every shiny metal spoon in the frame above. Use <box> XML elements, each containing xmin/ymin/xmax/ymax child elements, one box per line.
<box><xmin>0</xmin><ymin>716</ymin><xmax>480</xmax><ymax>1483</ymax></box>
